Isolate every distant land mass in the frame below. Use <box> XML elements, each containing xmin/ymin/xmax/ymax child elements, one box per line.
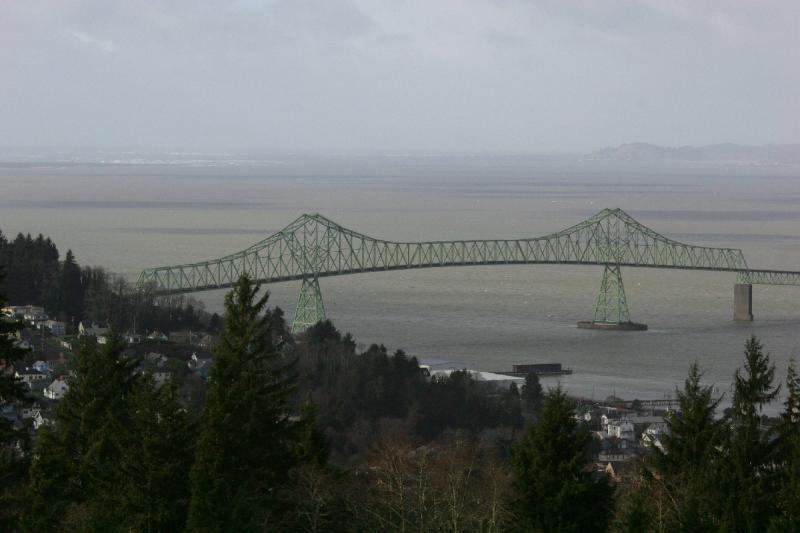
<box><xmin>589</xmin><ymin>143</ymin><xmax>800</xmax><ymax>163</ymax></box>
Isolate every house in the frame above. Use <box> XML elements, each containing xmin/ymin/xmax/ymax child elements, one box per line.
<box><xmin>2</xmin><ymin>305</ymin><xmax>46</xmax><ymax>320</ymax></box>
<box><xmin>197</xmin><ymin>334</ymin><xmax>216</xmax><ymax>349</ymax></box>
<box><xmin>32</xmin><ymin>360</ymin><xmax>49</xmax><ymax>373</ymax></box>
<box><xmin>13</xmin><ymin>339</ymin><xmax>31</xmax><ymax>350</ymax></box>
<box><xmin>125</xmin><ymin>333</ymin><xmax>142</xmax><ymax>344</ymax></box>
<box><xmin>43</xmin><ymin>320</ymin><xmax>66</xmax><ymax>336</ymax></box>
<box><xmin>97</xmin><ymin>335</ymin><xmax>108</xmax><ymax>345</ymax></box>
<box><xmin>147</xmin><ymin>330</ymin><xmax>168</xmax><ymax>342</ymax></box>
<box><xmin>45</xmin><ymin>378</ymin><xmax>69</xmax><ymax>400</ymax></box>
<box><xmin>24</xmin><ymin>309</ymin><xmax>49</xmax><ymax>323</ymax></box>
<box><xmin>78</xmin><ymin>322</ymin><xmax>109</xmax><ymax>337</ymax></box>
<box><xmin>607</xmin><ymin>417</ymin><xmax>636</xmax><ymax>442</ymax></box>
<box><xmin>188</xmin><ymin>352</ymin><xmax>213</xmax><ymax>380</ymax></box>
<box><xmin>60</xmin><ymin>339</ymin><xmax>75</xmax><ymax>350</ymax></box>
<box><xmin>21</xmin><ymin>405</ymin><xmax>41</xmax><ymax>420</ymax></box>
<box><xmin>169</xmin><ymin>330</ymin><xmax>198</xmax><ymax>344</ymax></box>
<box><xmin>0</xmin><ymin>305</ymin><xmax>18</xmax><ymax>317</ymax></box>
<box><xmin>188</xmin><ymin>352</ymin><xmax>212</xmax><ymax>369</ymax></box>
<box><xmin>14</xmin><ymin>367</ymin><xmax>49</xmax><ymax>388</ymax></box>
<box><xmin>32</xmin><ymin>410</ymin><xmax>54</xmax><ymax>430</ymax></box>
<box><xmin>600</xmin><ymin>411</ymin><xmax>619</xmax><ymax>429</ymax></box>
<box><xmin>598</xmin><ymin>447</ymin><xmax>637</xmax><ymax>463</ymax></box>
<box><xmin>641</xmin><ymin>422</ymin><xmax>668</xmax><ymax>451</ymax></box>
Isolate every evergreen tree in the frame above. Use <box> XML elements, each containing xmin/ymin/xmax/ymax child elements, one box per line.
<box><xmin>646</xmin><ymin>362</ymin><xmax>724</xmax><ymax>531</ymax></box>
<box><xmin>60</xmin><ymin>249</ymin><xmax>83</xmax><ymax>322</ymax></box>
<box><xmin>774</xmin><ymin>359</ymin><xmax>800</xmax><ymax>459</ymax></box>
<box><xmin>522</xmin><ymin>372</ymin><xmax>543</xmax><ymax>413</ymax></box>
<box><xmin>24</xmin><ymin>332</ymin><xmax>139</xmax><ymax>530</ymax></box>
<box><xmin>512</xmin><ymin>387</ymin><xmax>614</xmax><ymax>532</ymax></box>
<box><xmin>613</xmin><ymin>487</ymin><xmax>652</xmax><ymax>533</ymax></box>
<box><xmin>769</xmin><ymin>432</ymin><xmax>800</xmax><ymax>532</ymax></box>
<box><xmin>651</xmin><ymin>363</ymin><xmax>724</xmax><ymax>475</ymax></box>
<box><xmin>718</xmin><ymin>336</ymin><xmax>780</xmax><ymax>532</ymax></box>
<box><xmin>0</xmin><ymin>269</ymin><xmax>31</xmax><ymax>530</ymax></box>
<box><xmin>187</xmin><ymin>274</ymin><xmax>316</xmax><ymax>531</ymax></box>
<box><xmin>769</xmin><ymin>360</ymin><xmax>800</xmax><ymax>531</ymax></box>
<box><xmin>116</xmin><ymin>376</ymin><xmax>194</xmax><ymax>532</ymax></box>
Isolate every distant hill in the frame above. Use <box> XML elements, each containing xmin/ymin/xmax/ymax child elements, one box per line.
<box><xmin>589</xmin><ymin>143</ymin><xmax>800</xmax><ymax>163</ymax></box>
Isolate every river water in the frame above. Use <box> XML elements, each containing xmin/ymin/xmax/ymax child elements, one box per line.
<box><xmin>1</xmin><ymin>153</ymin><xmax>799</xmax><ymax>410</ymax></box>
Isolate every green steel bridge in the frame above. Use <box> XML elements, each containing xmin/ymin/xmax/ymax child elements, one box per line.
<box><xmin>136</xmin><ymin>208</ymin><xmax>800</xmax><ymax>333</ymax></box>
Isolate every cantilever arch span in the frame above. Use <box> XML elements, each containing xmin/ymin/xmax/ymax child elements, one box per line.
<box><xmin>134</xmin><ymin>208</ymin><xmax>800</xmax><ymax>331</ymax></box>
<box><xmin>734</xmin><ymin>283</ymin><xmax>753</xmax><ymax>321</ymax></box>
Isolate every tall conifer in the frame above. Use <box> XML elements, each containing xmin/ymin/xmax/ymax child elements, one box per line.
<box><xmin>25</xmin><ymin>332</ymin><xmax>139</xmax><ymax>530</ymax></box>
<box><xmin>0</xmin><ymin>270</ymin><xmax>30</xmax><ymax>530</ymax></box>
<box><xmin>117</xmin><ymin>376</ymin><xmax>194</xmax><ymax>532</ymax></box>
<box><xmin>645</xmin><ymin>362</ymin><xmax>723</xmax><ymax>530</ymax></box>
<box><xmin>511</xmin><ymin>387</ymin><xmax>613</xmax><ymax>532</ymax></box>
<box><xmin>187</xmin><ymin>274</ymin><xmax>307</xmax><ymax>531</ymax></box>
<box><xmin>719</xmin><ymin>336</ymin><xmax>780</xmax><ymax>531</ymax></box>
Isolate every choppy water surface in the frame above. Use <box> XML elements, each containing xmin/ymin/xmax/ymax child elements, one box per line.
<box><xmin>2</xmin><ymin>155</ymin><xmax>799</xmax><ymax>410</ymax></box>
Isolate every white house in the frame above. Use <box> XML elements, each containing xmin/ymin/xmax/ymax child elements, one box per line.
<box><xmin>607</xmin><ymin>417</ymin><xmax>636</xmax><ymax>442</ymax></box>
<box><xmin>44</xmin><ymin>320</ymin><xmax>66</xmax><ymax>336</ymax></box>
<box><xmin>32</xmin><ymin>360</ymin><xmax>49</xmax><ymax>373</ymax></box>
<box><xmin>601</xmin><ymin>412</ymin><xmax>619</xmax><ymax>428</ymax></box>
<box><xmin>45</xmin><ymin>378</ymin><xmax>69</xmax><ymax>400</ymax></box>
<box><xmin>641</xmin><ymin>422</ymin><xmax>667</xmax><ymax>451</ymax></box>
<box><xmin>78</xmin><ymin>322</ymin><xmax>109</xmax><ymax>337</ymax></box>
<box><xmin>24</xmin><ymin>308</ymin><xmax>48</xmax><ymax>322</ymax></box>
<box><xmin>14</xmin><ymin>367</ymin><xmax>49</xmax><ymax>388</ymax></box>
<box><xmin>32</xmin><ymin>410</ymin><xmax>53</xmax><ymax>430</ymax></box>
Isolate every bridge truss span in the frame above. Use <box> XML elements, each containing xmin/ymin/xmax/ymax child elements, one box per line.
<box><xmin>135</xmin><ymin>208</ymin><xmax>800</xmax><ymax>332</ymax></box>
<box><xmin>137</xmin><ymin>208</ymin><xmax>750</xmax><ymax>293</ymax></box>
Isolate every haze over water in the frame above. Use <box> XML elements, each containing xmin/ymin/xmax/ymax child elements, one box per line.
<box><xmin>2</xmin><ymin>154</ymin><xmax>799</xmax><ymax>410</ymax></box>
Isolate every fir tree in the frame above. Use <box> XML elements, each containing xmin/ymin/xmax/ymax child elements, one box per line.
<box><xmin>512</xmin><ymin>387</ymin><xmax>614</xmax><ymax>532</ymax></box>
<box><xmin>522</xmin><ymin>372</ymin><xmax>543</xmax><ymax>414</ymax></box>
<box><xmin>718</xmin><ymin>336</ymin><xmax>780</xmax><ymax>532</ymax></box>
<box><xmin>651</xmin><ymin>362</ymin><xmax>724</xmax><ymax>474</ymax></box>
<box><xmin>60</xmin><ymin>249</ymin><xmax>83</xmax><ymax>321</ymax></box>
<box><xmin>24</xmin><ymin>332</ymin><xmax>139</xmax><ymax>530</ymax></box>
<box><xmin>769</xmin><ymin>432</ymin><xmax>800</xmax><ymax>532</ymax></box>
<box><xmin>117</xmin><ymin>376</ymin><xmax>194</xmax><ymax>532</ymax></box>
<box><xmin>187</xmin><ymin>274</ymin><xmax>316</xmax><ymax>531</ymax></box>
<box><xmin>769</xmin><ymin>360</ymin><xmax>800</xmax><ymax>531</ymax></box>
<box><xmin>0</xmin><ymin>269</ymin><xmax>31</xmax><ymax>530</ymax></box>
<box><xmin>646</xmin><ymin>362</ymin><xmax>723</xmax><ymax>531</ymax></box>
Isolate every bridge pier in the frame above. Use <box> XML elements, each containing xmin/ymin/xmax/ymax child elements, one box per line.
<box><xmin>734</xmin><ymin>283</ymin><xmax>753</xmax><ymax>321</ymax></box>
<box><xmin>291</xmin><ymin>277</ymin><xmax>327</xmax><ymax>334</ymax></box>
<box><xmin>578</xmin><ymin>264</ymin><xmax>647</xmax><ymax>331</ymax></box>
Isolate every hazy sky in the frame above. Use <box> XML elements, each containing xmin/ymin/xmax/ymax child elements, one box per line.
<box><xmin>1</xmin><ymin>1</ymin><xmax>798</xmax><ymax>153</ymax></box>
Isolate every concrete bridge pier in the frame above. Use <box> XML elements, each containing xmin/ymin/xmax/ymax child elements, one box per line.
<box><xmin>734</xmin><ymin>283</ymin><xmax>753</xmax><ymax>321</ymax></box>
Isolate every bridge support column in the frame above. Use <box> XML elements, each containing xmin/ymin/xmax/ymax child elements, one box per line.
<box><xmin>578</xmin><ymin>265</ymin><xmax>647</xmax><ymax>331</ymax></box>
<box><xmin>291</xmin><ymin>277</ymin><xmax>326</xmax><ymax>334</ymax></box>
<box><xmin>733</xmin><ymin>283</ymin><xmax>753</xmax><ymax>321</ymax></box>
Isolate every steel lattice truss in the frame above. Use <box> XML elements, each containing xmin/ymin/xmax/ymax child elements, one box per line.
<box><xmin>136</xmin><ymin>208</ymin><xmax>800</xmax><ymax>294</ymax></box>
